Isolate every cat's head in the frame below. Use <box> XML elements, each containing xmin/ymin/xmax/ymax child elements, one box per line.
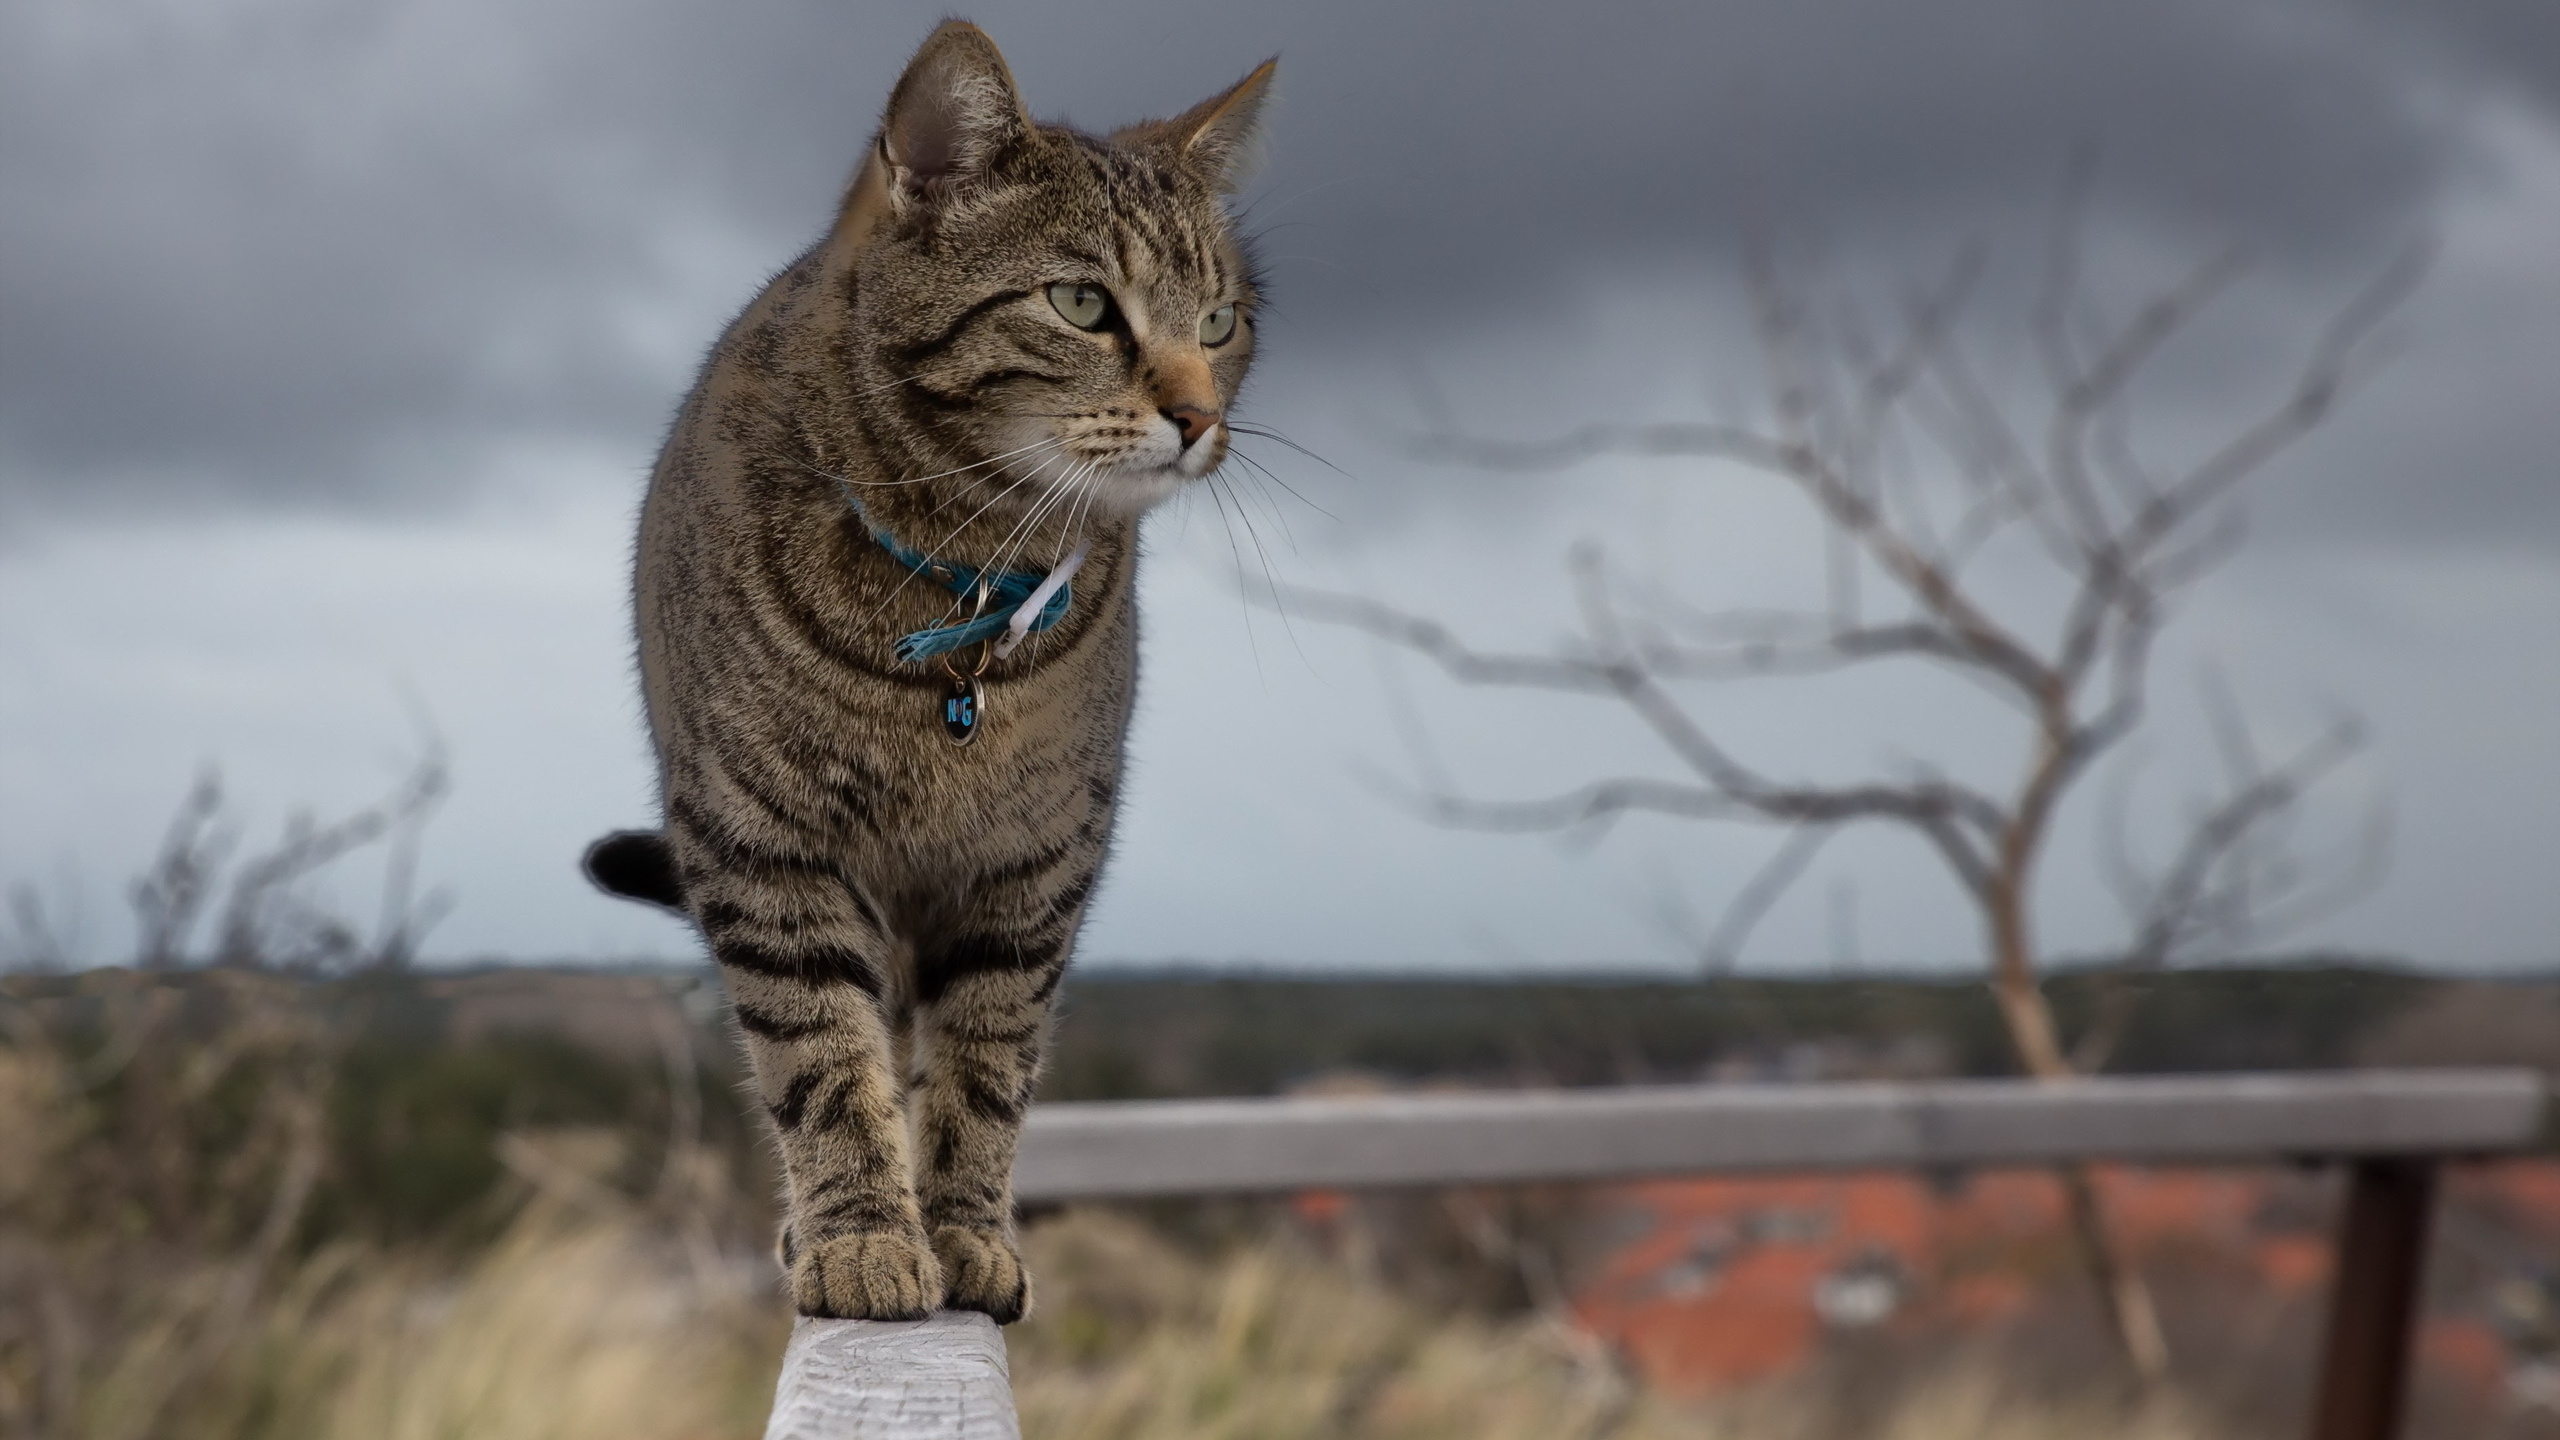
<box><xmin>835</xmin><ymin>22</ymin><xmax>1272</xmax><ymax>520</ymax></box>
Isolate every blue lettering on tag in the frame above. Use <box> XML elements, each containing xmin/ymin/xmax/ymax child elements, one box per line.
<box><xmin>941</xmin><ymin>679</ymin><xmax>981</xmax><ymax>745</ymax></box>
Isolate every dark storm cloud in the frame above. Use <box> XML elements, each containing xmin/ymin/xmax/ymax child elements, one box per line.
<box><xmin>0</xmin><ymin>0</ymin><xmax>2544</xmax><ymax>536</ymax></box>
<box><xmin>1261</xmin><ymin>1</ymin><xmax>2448</xmax><ymax>313</ymax></box>
<box><xmin>0</xmin><ymin>0</ymin><xmax>835</xmax><ymax>516</ymax></box>
<box><xmin>2358</xmin><ymin>0</ymin><xmax>2560</xmax><ymax>109</ymax></box>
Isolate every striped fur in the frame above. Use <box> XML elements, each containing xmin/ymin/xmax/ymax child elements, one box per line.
<box><xmin>623</xmin><ymin>22</ymin><xmax>1270</xmax><ymax>1321</ymax></box>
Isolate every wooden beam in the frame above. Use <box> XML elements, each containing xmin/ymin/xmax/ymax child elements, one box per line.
<box><xmin>755</xmin><ymin>1073</ymin><xmax>2543</xmax><ymax>1434</ymax></box>
<box><xmin>1014</xmin><ymin>1069</ymin><xmax>2544</xmax><ymax>1201</ymax></box>
<box><xmin>2307</xmin><ymin>1159</ymin><xmax>2439</xmax><ymax>1440</ymax></box>
<box><xmin>763</xmin><ymin>1312</ymin><xmax>1018</xmax><ymax>1440</ymax></box>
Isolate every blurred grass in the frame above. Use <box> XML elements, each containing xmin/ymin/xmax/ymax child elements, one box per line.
<box><xmin>1011</xmin><ymin>1209</ymin><xmax>2217</xmax><ymax>1440</ymax></box>
<box><xmin>64</xmin><ymin>1207</ymin><xmax>788</xmax><ymax>1440</ymax></box>
<box><xmin>8</xmin><ymin>1193</ymin><xmax>2228</xmax><ymax>1440</ymax></box>
<box><xmin>0</xmin><ymin>968</ymin><xmax>2243</xmax><ymax>1440</ymax></box>
<box><xmin>284</xmin><ymin>1213</ymin><xmax>784</xmax><ymax>1440</ymax></box>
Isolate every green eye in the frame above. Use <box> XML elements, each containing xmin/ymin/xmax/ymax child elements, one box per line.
<box><xmin>1199</xmin><ymin>304</ymin><xmax>1238</xmax><ymax>347</ymax></box>
<box><xmin>1048</xmin><ymin>282</ymin><xmax>1110</xmax><ymax>330</ymax></box>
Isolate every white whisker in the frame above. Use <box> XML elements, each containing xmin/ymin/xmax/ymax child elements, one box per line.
<box><xmin>1201</xmin><ymin>471</ymin><xmax>1268</xmax><ymax>686</ymax></box>
<box><xmin>925</xmin><ymin>458</ymin><xmax>1088</xmax><ymax>633</ymax></box>
<box><xmin>856</xmin><ymin>448</ymin><xmax>1073</xmax><ymax>634</ymax></box>
<box><xmin>1225</xmin><ymin>451</ymin><xmax>1309</xmax><ymax>550</ymax></box>
<box><xmin>1214</xmin><ymin>471</ymin><xmax>1312</xmax><ymax>671</ymax></box>
<box><xmin>979</xmin><ymin>462</ymin><xmax>1093</xmax><ymax>592</ymax></box>
<box><xmin>1020</xmin><ymin>476</ymin><xmax>1105</xmax><ymax>662</ymax></box>
<box><xmin>798</xmin><ymin>437</ymin><xmax>1069</xmax><ymax>500</ymax></box>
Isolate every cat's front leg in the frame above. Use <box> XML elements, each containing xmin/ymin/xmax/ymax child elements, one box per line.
<box><xmin>677</xmin><ymin>823</ymin><xmax>940</xmax><ymax>1318</ymax></box>
<box><xmin>910</xmin><ymin>916</ymin><xmax>1079</xmax><ymax>1323</ymax></box>
<box><xmin>748</xmin><ymin>987</ymin><xmax>940</xmax><ymax>1320</ymax></box>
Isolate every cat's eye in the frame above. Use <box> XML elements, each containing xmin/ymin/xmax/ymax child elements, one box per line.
<box><xmin>1048</xmin><ymin>282</ymin><xmax>1111</xmax><ymax>331</ymax></box>
<box><xmin>1199</xmin><ymin>304</ymin><xmax>1239</xmax><ymax>347</ymax></box>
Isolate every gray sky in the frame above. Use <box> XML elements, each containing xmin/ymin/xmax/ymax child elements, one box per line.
<box><xmin>3</xmin><ymin>0</ymin><xmax>2555</xmax><ymax>971</ymax></box>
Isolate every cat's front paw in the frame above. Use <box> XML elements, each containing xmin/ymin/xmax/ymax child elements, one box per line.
<box><xmin>791</xmin><ymin>1228</ymin><xmax>944</xmax><ymax>1320</ymax></box>
<box><xmin>931</xmin><ymin>1224</ymin><xmax>1030</xmax><ymax>1323</ymax></box>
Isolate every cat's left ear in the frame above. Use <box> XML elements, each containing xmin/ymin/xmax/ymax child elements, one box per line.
<box><xmin>1118</xmin><ymin>59</ymin><xmax>1276</xmax><ymax>192</ymax></box>
<box><xmin>877</xmin><ymin>21</ymin><xmax>1035</xmax><ymax>212</ymax></box>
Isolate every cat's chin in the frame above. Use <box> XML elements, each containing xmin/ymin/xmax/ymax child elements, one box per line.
<box><xmin>1085</xmin><ymin>464</ymin><xmax>1198</xmax><ymax>517</ymax></box>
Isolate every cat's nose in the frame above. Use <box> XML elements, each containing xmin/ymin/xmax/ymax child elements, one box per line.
<box><xmin>1162</xmin><ymin>403</ymin><xmax>1221</xmax><ymax>448</ymax></box>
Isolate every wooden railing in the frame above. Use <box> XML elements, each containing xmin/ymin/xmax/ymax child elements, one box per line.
<box><xmin>761</xmin><ymin>1068</ymin><xmax>2550</xmax><ymax>1440</ymax></box>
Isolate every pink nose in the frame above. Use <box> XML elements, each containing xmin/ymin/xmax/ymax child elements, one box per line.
<box><xmin>1162</xmin><ymin>404</ymin><xmax>1220</xmax><ymax>448</ymax></box>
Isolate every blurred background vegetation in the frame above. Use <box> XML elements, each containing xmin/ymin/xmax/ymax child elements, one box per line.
<box><xmin>3</xmin><ymin>771</ymin><xmax>2555</xmax><ymax>1439</ymax></box>
<box><xmin>5</xmin><ymin>956</ymin><xmax>2556</xmax><ymax>1439</ymax></box>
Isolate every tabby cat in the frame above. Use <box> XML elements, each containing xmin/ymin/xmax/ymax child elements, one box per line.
<box><xmin>581</xmin><ymin>21</ymin><xmax>1271</xmax><ymax>1322</ymax></box>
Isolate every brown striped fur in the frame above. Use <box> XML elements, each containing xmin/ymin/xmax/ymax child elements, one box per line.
<box><xmin>608</xmin><ymin>22</ymin><xmax>1271</xmax><ymax>1321</ymax></box>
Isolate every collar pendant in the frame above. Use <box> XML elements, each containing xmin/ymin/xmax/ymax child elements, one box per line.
<box><xmin>938</xmin><ymin>641</ymin><xmax>990</xmax><ymax>747</ymax></box>
<box><xmin>940</xmin><ymin>673</ymin><xmax>983</xmax><ymax>746</ymax></box>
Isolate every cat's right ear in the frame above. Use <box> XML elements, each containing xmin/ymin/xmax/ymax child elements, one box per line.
<box><xmin>876</xmin><ymin>21</ymin><xmax>1032</xmax><ymax>215</ymax></box>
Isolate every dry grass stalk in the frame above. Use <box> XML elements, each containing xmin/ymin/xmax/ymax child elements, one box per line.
<box><xmin>304</xmin><ymin>1207</ymin><xmax>784</xmax><ymax>1440</ymax></box>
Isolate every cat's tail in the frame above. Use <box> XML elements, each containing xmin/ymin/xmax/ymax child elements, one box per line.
<box><xmin>582</xmin><ymin>830</ymin><xmax>687</xmax><ymax>912</ymax></box>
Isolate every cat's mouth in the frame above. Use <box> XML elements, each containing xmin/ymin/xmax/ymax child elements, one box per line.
<box><xmin>1036</xmin><ymin>419</ymin><xmax>1227</xmax><ymax>517</ymax></box>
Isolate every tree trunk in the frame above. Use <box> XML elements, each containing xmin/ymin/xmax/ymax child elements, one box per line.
<box><xmin>2062</xmin><ymin>1163</ymin><xmax>2173</xmax><ymax>1382</ymax></box>
<box><xmin>1987</xmin><ymin>869</ymin><xmax>2173</xmax><ymax>1385</ymax></box>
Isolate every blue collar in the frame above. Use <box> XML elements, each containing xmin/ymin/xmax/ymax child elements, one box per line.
<box><xmin>841</xmin><ymin>492</ymin><xmax>1077</xmax><ymax>664</ymax></box>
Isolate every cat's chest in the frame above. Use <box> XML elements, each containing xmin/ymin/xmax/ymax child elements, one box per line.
<box><xmin>842</xmin><ymin>669</ymin><xmax>1128</xmax><ymax>916</ymax></box>
<box><xmin>845</xmin><ymin>641</ymin><xmax>1131</xmax><ymax>829</ymax></box>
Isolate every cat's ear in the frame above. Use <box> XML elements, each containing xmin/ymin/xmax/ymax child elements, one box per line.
<box><xmin>1117</xmin><ymin>59</ymin><xmax>1276</xmax><ymax>192</ymax></box>
<box><xmin>877</xmin><ymin>21</ymin><xmax>1033</xmax><ymax>212</ymax></box>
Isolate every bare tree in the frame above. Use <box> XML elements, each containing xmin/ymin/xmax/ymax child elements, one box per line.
<box><xmin>1296</xmin><ymin>211</ymin><xmax>2416</xmax><ymax>1381</ymax></box>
